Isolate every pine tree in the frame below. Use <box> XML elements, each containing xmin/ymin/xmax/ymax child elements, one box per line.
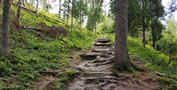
<box><xmin>114</xmin><ymin>0</ymin><xmax>130</xmax><ymax>70</ymax></box>
<box><xmin>1</xmin><ymin>0</ymin><xmax>11</xmax><ymax>56</ymax></box>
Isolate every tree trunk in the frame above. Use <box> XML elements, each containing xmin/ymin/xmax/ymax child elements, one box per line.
<box><xmin>24</xmin><ymin>0</ymin><xmax>28</xmax><ymax>4</ymax></box>
<box><xmin>47</xmin><ymin>0</ymin><xmax>49</xmax><ymax>11</ymax></box>
<box><xmin>114</xmin><ymin>0</ymin><xmax>130</xmax><ymax>70</ymax></box>
<box><xmin>63</xmin><ymin>1</ymin><xmax>66</xmax><ymax>20</ymax></box>
<box><xmin>95</xmin><ymin>22</ymin><xmax>97</xmax><ymax>33</ymax></box>
<box><xmin>152</xmin><ymin>28</ymin><xmax>157</xmax><ymax>49</ymax></box>
<box><xmin>35</xmin><ymin>0</ymin><xmax>39</xmax><ymax>13</ymax></box>
<box><xmin>71</xmin><ymin>0</ymin><xmax>74</xmax><ymax>31</ymax></box>
<box><xmin>0</xmin><ymin>0</ymin><xmax>4</xmax><ymax>4</ymax></box>
<box><xmin>142</xmin><ymin>22</ymin><xmax>146</xmax><ymax>47</ymax></box>
<box><xmin>2</xmin><ymin>0</ymin><xmax>11</xmax><ymax>56</ymax></box>
<box><xmin>58</xmin><ymin>0</ymin><xmax>62</xmax><ymax>17</ymax></box>
<box><xmin>79</xmin><ymin>12</ymin><xmax>82</xmax><ymax>30</ymax></box>
<box><xmin>21</xmin><ymin>0</ymin><xmax>25</xmax><ymax>6</ymax></box>
<box><xmin>16</xmin><ymin>0</ymin><xmax>22</xmax><ymax>24</ymax></box>
<box><xmin>67</xmin><ymin>0</ymin><xmax>70</xmax><ymax>29</ymax></box>
<box><xmin>142</xmin><ymin>0</ymin><xmax>146</xmax><ymax>47</ymax></box>
<box><xmin>152</xmin><ymin>18</ymin><xmax>158</xmax><ymax>49</ymax></box>
<box><xmin>22</xmin><ymin>0</ymin><xmax>28</xmax><ymax>6</ymax></box>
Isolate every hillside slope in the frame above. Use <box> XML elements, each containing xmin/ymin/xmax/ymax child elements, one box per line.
<box><xmin>0</xmin><ymin>5</ymin><xmax>96</xmax><ymax>89</ymax></box>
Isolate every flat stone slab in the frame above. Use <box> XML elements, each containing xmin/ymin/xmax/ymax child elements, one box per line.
<box><xmin>79</xmin><ymin>52</ymin><xmax>99</xmax><ymax>60</ymax></box>
<box><xmin>92</xmin><ymin>48</ymin><xmax>111</xmax><ymax>53</ymax></box>
<box><xmin>96</xmin><ymin>38</ymin><xmax>111</xmax><ymax>43</ymax></box>
<box><xmin>93</xmin><ymin>42</ymin><xmax>112</xmax><ymax>46</ymax></box>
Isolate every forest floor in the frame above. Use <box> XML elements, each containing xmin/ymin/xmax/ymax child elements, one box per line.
<box><xmin>67</xmin><ymin>38</ymin><xmax>162</xmax><ymax>90</ymax></box>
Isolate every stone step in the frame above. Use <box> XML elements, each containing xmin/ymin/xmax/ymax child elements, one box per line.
<box><xmin>84</xmin><ymin>76</ymin><xmax>120</xmax><ymax>84</ymax></box>
<box><xmin>83</xmin><ymin>72</ymin><xmax>114</xmax><ymax>77</ymax></box>
<box><xmin>96</xmin><ymin>38</ymin><xmax>111</xmax><ymax>43</ymax></box>
<box><xmin>79</xmin><ymin>52</ymin><xmax>99</xmax><ymax>60</ymax></box>
<box><xmin>93</xmin><ymin>42</ymin><xmax>112</xmax><ymax>46</ymax></box>
<box><xmin>89</xmin><ymin>55</ymin><xmax>114</xmax><ymax>63</ymax></box>
<box><xmin>92</xmin><ymin>48</ymin><xmax>111</xmax><ymax>53</ymax></box>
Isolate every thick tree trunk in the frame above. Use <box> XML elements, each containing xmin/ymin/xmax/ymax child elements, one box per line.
<box><xmin>114</xmin><ymin>0</ymin><xmax>130</xmax><ymax>70</ymax></box>
<box><xmin>16</xmin><ymin>0</ymin><xmax>22</xmax><ymax>24</ymax></box>
<box><xmin>2</xmin><ymin>0</ymin><xmax>11</xmax><ymax>56</ymax></box>
<box><xmin>0</xmin><ymin>0</ymin><xmax>4</xmax><ymax>4</ymax></box>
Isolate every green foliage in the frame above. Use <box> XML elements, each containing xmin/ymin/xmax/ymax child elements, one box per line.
<box><xmin>0</xmin><ymin>28</ymin><xmax>95</xmax><ymax>89</ymax></box>
<box><xmin>72</xmin><ymin>0</ymin><xmax>88</xmax><ymax>19</ymax></box>
<box><xmin>11</xmin><ymin>5</ymin><xmax>65</xmax><ymax>28</ymax></box>
<box><xmin>157</xmin><ymin>19</ymin><xmax>177</xmax><ymax>63</ymax></box>
<box><xmin>52</xmin><ymin>70</ymin><xmax>79</xmax><ymax>89</ymax></box>
<box><xmin>158</xmin><ymin>77</ymin><xmax>177</xmax><ymax>90</ymax></box>
<box><xmin>151</xmin><ymin>18</ymin><xmax>164</xmax><ymax>42</ymax></box>
<box><xmin>0</xmin><ymin>4</ymin><xmax>97</xmax><ymax>89</ymax></box>
<box><xmin>111</xmin><ymin>0</ymin><xmax>164</xmax><ymax>39</ymax></box>
<box><xmin>42</xmin><ymin>0</ymin><xmax>52</xmax><ymax>11</ymax></box>
<box><xmin>86</xmin><ymin>0</ymin><xmax>103</xmax><ymax>31</ymax></box>
<box><xmin>127</xmin><ymin>37</ymin><xmax>177</xmax><ymax>89</ymax></box>
<box><xmin>97</xmin><ymin>16</ymin><xmax>115</xmax><ymax>33</ymax></box>
<box><xmin>128</xmin><ymin>37</ymin><xmax>168</xmax><ymax>66</ymax></box>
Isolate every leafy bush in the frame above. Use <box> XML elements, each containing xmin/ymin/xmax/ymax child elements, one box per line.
<box><xmin>157</xmin><ymin>19</ymin><xmax>177</xmax><ymax>64</ymax></box>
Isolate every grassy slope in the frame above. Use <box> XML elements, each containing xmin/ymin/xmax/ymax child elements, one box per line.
<box><xmin>0</xmin><ymin>5</ymin><xmax>96</xmax><ymax>89</ymax></box>
<box><xmin>0</xmin><ymin>4</ymin><xmax>176</xmax><ymax>90</ymax></box>
<box><xmin>107</xmin><ymin>33</ymin><xmax>177</xmax><ymax>89</ymax></box>
<box><xmin>128</xmin><ymin>37</ymin><xmax>177</xmax><ymax>89</ymax></box>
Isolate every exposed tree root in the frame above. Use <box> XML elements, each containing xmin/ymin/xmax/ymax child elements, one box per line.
<box><xmin>67</xmin><ymin>38</ymin><xmax>161</xmax><ymax>90</ymax></box>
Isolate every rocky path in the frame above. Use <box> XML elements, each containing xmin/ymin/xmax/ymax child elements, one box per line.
<box><xmin>67</xmin><ymin>38</ymin><xmax>161</xmax><ymax>90</ymax></box>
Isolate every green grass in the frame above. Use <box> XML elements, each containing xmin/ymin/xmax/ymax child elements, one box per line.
<box><xmin>1</xmin><ymin>4</ymin><xmax>176</xmax><ymax>90</ymax></box>
<box><xmin>0</xmin><ymin>5</ymin><xmax>96</xmax><ymax>89</ymax></box>
<box><xmin>128</xmin><ymin>37</ymin><xmax>177</xmax><ymax>89</ymax></box>
<box><xmin>106</xmin><ymin>33</ymin><xmax>177</xmax><ymax>89</ymax></box>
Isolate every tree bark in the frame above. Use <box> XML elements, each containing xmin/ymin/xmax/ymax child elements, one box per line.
<box><xmin>16</xmin><ymin>0</ymin><xmax>22</xmax><ymax>25</ymax></box>
<box><xmin>2</xmin><ymin>0</ymin><xmax>11</xmax><ymax>56</ymax></box>
<box><xmin>58</xmin><ymin>0</ymin><xmax>62</xmax><ymax>17</ymax></box>
<box><xmin>36</xmin><ymin>0</ymin><xmax>39</xmax><ymax>13</ymax></box>
<box><xmin>67</xmin><ymin>0</ymin><xmax>70</xmax><ymax>29</ymax></box>
<box><xmin>30</xmin><ymin>0</ymin><xmax>35</xmax><ymax>10</ymax></box>
<box><xmin>79</xmin><ymin>12</ymin><xmax>82</xmax><ymax>30</ymax></box>
<box><xmin>142</xmin><ymin>0</ymin><xmax>146</xmax><ymax>47</ymax></box>
<box><xmin>114</xmin><ymin>0</ymin><xmax>130</xmax><ymax>70</ymax></box>
<box><xmin>142</xmin><ymin>21</ymin><xmax>146</xmax><ymax>47</ymax></box>
<box><xmin>0</xmin><ymin>0</ymin><xmax>4</xmax><ymax>4</ymax></box>
<box><xmin>71</xmin><ymin>0</ymin><xmax>74</xmax><ymax>31</ymax></box>
<box><xmin>152</xmin><ymin>18</ymin><xmax>158</xmax><ymax>49</ymax></box>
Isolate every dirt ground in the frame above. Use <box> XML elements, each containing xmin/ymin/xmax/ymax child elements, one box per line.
<box><xmin>67</xmin><ymin>38</ymin><xmax>161</xmax><ymax>90</ymax></box>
